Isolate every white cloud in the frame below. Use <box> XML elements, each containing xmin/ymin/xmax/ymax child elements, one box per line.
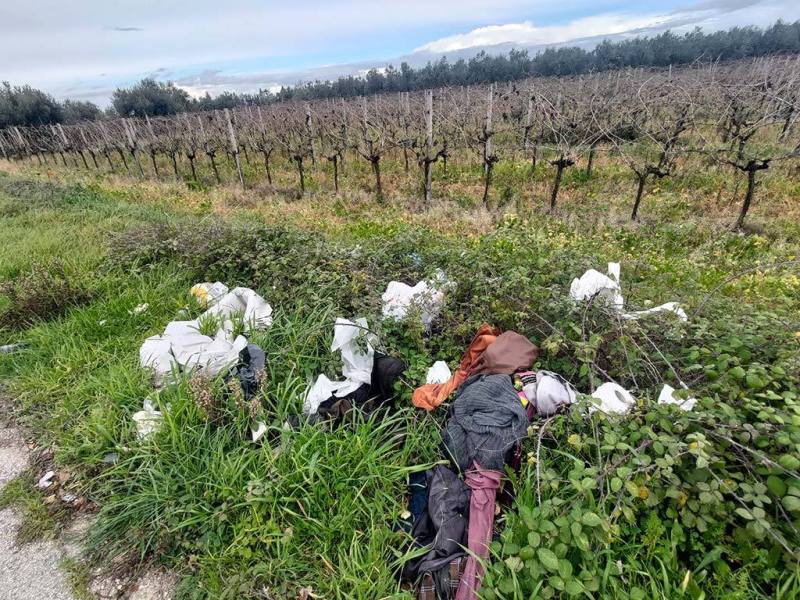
<box><xmin>416</xmin><ymin>14</ymin><xmax>669</xmax><ymax>53</ymax></box>
<box><xmin>1</xmin><ymin>0</ymin><xmax>797</xmax><ymax>105</ymax></box>
<box><xmin>415</xmin><ymin>0</ymin><xmax>799</xmax><ymax>53</ymax></box>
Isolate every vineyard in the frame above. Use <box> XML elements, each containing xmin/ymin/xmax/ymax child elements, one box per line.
<box><xmin>2</xmin><ymin>57</ymin><xmax>799</xmax><ymax>227</ymax></box>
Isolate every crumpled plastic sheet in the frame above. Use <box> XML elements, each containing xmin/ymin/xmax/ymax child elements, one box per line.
<box><xmin>203</xmin><ymin>286</ymin><xmax>273</xmax><ymax>330</ymax></box>
<box><xmin>251</xmin><ymin>421</ymin><xmax>268</xmax><ymax>442</ymax></box>
<box><xmin>590</xmin><ymin>382</ymin><xmax>637</xmax><ymax>415</ymax></box>
<box><xmin>133</xmin><ymin>398</ymin><xmax>164</xmax><ymax>439</ymax></box>
<box><xmin>139</xmin><ymin>284</ymin><xmax>272</xmax><ymax>387</ymax></box>
<box><xmin>657</xmin><ymin>383</ymin><xmax>697</xmax><ymax>411</ymax></box>
<box><xmin>569</xmin><ymin>262</ymin><xmax>624</xmax><ymax>309</ymax></box>
<box><xmin>382</xmin><ymin>270</ymin><xmax>448</xmax><ymax>327</ymax></box>
<box><xmin>303</xmin><ymin>318</ymin><xmax>375</xmax><ymax>415</ymax></box>
<box><xmin>570</xmin><ymin>262</ymin><xmax>687</xmax><ymax>321</ymax></box>
<box><xmin>331</xmin><ymin>317</ymin><xmax>374</xmax><ymax>386</ymax></box>
<box><xmin>425</xmin><ymin>360</ymin><xmax>452</xmax><ymax>384</ymax></box>
<box><xmin>622</xmin><ymin>302</ymin><xmax>688</xmax><ymax>322</ymax></box>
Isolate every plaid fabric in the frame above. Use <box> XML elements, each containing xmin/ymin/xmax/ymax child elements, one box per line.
<box><xmin>417</xmin><ymin>557</ymin><xmax>467</xmax><ymax>599</ymax></box>
<box><xmin>418</xmin><ymin>573</ymin><xmax>435</xmax><ymax>600</ymax></box>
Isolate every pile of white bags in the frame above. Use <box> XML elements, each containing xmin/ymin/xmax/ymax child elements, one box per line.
<box><xmin>139</xmin><ymin>283</ymin><xmax>273</xmax><ymax>387</ymax></box>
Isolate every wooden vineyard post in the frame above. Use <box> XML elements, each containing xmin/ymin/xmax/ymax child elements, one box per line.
<box><xmin>145</xmin><ymin>115</ymin><xmax>160</xmax><ymax>178</ymax></box>
<box><xmin>423</xmin><ymin>90</ymin><xmax>434</xmax><ymax>207</ymax></box>
<box><xmin>524</xmin><ymin>93</ymin><xmax>536</xmax><ymax>171</ymax></box>
<box><xmin>224</xmin><ymin>108</ymin><xmax>245</xmax><ymax>188</ymax></box>
<box><xmin>305</xmin><ymin>104</ymin><xmax>316</xmax><ymax>166</ymax></box>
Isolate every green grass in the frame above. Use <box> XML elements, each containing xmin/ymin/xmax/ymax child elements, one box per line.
<box><xmin>0</xmin><ymin>471</ymin><xmax>66</xmax><ymax>543</ymax></box>
<box><xmin>0</xmin><ymin>167</ymin><xmax>798</xmax><ymax>599</ymax></box>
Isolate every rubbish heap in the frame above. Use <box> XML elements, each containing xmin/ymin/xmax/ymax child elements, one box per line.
<box><xmin>403</xmin><ymin>326</ymin><xmax>580</xmax><ymax>599</ymax></box>
<box><xmin>135</xmin><ymin>282</ymin><xmax>272</xmax><ymax>439</ymax></box>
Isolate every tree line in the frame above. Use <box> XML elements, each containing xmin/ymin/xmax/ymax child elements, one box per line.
<box><xmin>2</xmin><ymin>20</ymin><xmax>799</xmax><ymax>128</ymax></box>
<box><xmin>276</xmin><ymin>20</ymin><xmax>800</xmax><ymax>101</ymax></box>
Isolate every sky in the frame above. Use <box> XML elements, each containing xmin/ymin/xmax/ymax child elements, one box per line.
<box><xmin>1</xmin><ymin>0</ymin><xmax>798</xmax><ymax>106</ymax></box>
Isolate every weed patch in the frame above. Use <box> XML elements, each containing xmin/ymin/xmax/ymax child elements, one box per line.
<box><xmin>0</xmin><ymin>259</ymin><xmax>93</xmax><ymax>330</ymax></box>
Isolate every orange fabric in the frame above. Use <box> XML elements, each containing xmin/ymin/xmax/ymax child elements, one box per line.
<box><xmin>412</xmin><ymin>324</ymin><xmax>501</xmax><ymax>411</ymax></box>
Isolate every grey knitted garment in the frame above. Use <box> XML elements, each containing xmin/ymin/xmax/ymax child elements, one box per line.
<box><xmin>442</xmin><ymin>374</ymin><xmax>529</xmax><ymax>472</ymax></box>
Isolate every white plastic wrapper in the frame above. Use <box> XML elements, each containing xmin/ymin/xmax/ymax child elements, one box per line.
<box><xmin>657</xmin><ymin>384</ymin><xmax>697</xmax><ymax>411</ymax></box>
<box><xmin>251</xmin><ymin>421</ymin><xmax>268</xmax><ymax>442</ymax></box>
<box><xmin>303</xmin><ymin>373</ymin><xmax>362</xmax><ymax>415</ymax></box>
<box><xmin>303</xmin><ymin>318</ymin><xmax>377</xmax><ymax>416</ymax></box>
<box><xmin>591</xmin><ymin>382</ymin><xmax>637</xmax><ymax>415</ymax></box>
<box><xmin>382</xmin><ymin>270</ymin><xmax>448</xmax><ymax>327</ymax></box>
<box><xmin>425</xmin><ymin>361</ymin><xmax>452</xmax><ymax>384</ymax></box>
<box><xmin>623</xmin><ymin>302</ymin><xmax>688</xmax><ymax>322</ymax></box>
<box><xmin>133</xmin><ymin>398</ymin><xmax>164</xmax><ymax>439</ymax></box>
<box><xmin>331</xmin><ymin>317</ymin><xmax>374</xmax><ymax>387</ymax></box>
<box><xmin>570</xmin><ymin>262</ymin><xmax>687</xmax><ymax>321</ymax></box>
<box><xmin>569</xmin><ymin>263</ymin><xmax>624</xmax><ymax>309</ymax></box>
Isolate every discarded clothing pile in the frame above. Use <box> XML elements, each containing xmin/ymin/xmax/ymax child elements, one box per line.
<box><xmin>300</xmin><ymin>318</ymin><xmax>406</xmax><ymax>424</ymax></box>
<box><xmin>403</xmin><ymin>327</ymin><xmax>580</xmax><ymax>599</ymax></box>
<box><xmin>570</xmin><ymin>262</ymin><xmax>688</xmax><ymax>321</ymax></box>
<box><xmin>135</xmin><ymin>283</ymin><xmax>272</xmax><ymax>439</ymax></box>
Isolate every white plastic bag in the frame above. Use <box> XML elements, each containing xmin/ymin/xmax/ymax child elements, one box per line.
<box><xmin>133</xmin><ymin>398</ymin><xmax>164</xmax><ymax>439</ymax></box>
<box><xmin>251</xmin><ymin>421</ymin><xmax>268</xmax><ymax>442</ymax></box>
<box><xmin>426</xmin><ymin>361</ymin><xmax>452</xmax><ymax>384</ymax></box>
<box><xmin>569</xmin><ymin>263</ymin><xmax>624</xmax><ymax>309</ymax></box>
<box><xmin>381</xmin><ymin>271</ymin><xmax>447</xmax><ymax>327</ymax></box>
<box><xmin>657</xmin><ymin>384</ymin><xmax>697</xmax><ymax>411</ymax></box>
<box><xmin>570</xmin><ymin>262</ymin><xmax>687</xmax><ymax>321</ymax></box>
<box><xmin>331</xmin><ymin>317</ymin><xmax>374</xmax><ymax>387</ymax></box>
<box><xmin>591</xmin><ymin>382</ymin><xmax>636</xmax><ymax>415</ymax></box>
